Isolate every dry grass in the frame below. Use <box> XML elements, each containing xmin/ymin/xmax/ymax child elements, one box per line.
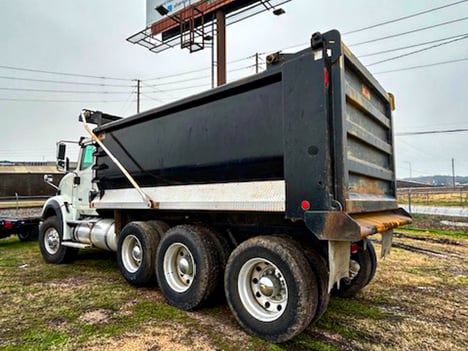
<box><xmin>0</xmin><ymin>221</ymin><xmax>467</xmax><ymax>351</ymax></box>
<box><xmin>398</xmin><ymin>190</ymin><xmax>468</xmax><ymax>207</ymax></box>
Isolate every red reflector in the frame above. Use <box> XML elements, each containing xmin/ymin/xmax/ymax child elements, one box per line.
<box><xmin>324</xmin><ymin>68</ymin><xmax>329</xmax><ymax>88</ymax></box>
<box><xmin>301</xmin><ymin>200</ymin><xmax>310</xmax><ymax>211</ymax></box>
<box><xmin>351</xmin><ymin>243</ymin><xmax>360</xmax><ymax>254</ymax></box>
<box><xmin>4</xmin><ymin>221</ymin><xmax>12</xmax><ymax>230</ymax></box>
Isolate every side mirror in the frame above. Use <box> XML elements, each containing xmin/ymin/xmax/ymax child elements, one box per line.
<box><xmin>56</xmin><ymin>142</ymin><xmax>68</xmax><ymax>172</ymax></box>
<box><xmin>44</xmin><ymin>174</ymin><xmax>59</xmax><ymax>191</ymax></box>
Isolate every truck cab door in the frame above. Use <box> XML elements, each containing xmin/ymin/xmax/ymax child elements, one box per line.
<box><xmin>73</xmin><ymin>143</ymin><xmax>98</xmax><ymax>216</ymax></box>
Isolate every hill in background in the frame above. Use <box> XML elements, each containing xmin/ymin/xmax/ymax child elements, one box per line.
<box><xmin>403</xmin><ymin>175</ymin><xmax>468</xmax><ymax>186</ymax></box>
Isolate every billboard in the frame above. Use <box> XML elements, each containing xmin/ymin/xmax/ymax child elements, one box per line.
<box><xmin>146</xmin><ymin>1</ymin><xmax>195</xmax><ymax>27</ymax></box>
<box><xmin>147</xmin><ymin>0</ymin><xmax>240</xmax><ymax>36</ymax></box>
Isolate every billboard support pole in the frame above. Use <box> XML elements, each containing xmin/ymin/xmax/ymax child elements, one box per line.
<box><xmin>216</xmin><ymin>9</ymin><xmax>226</xmax><ymax>86</ymax></box>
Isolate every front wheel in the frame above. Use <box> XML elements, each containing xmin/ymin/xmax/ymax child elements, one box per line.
<box><xmin>39</xmin><ymin>216</ymin><xmax>78</xmax><ymax>264</ymax></box>
<box><xmin>224</xmin><ymin>236</ymin><xmax>318</xmax><ymax>343</ymax></box>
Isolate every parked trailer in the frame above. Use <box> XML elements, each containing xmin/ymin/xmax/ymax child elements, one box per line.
<box><xmin>39</xmin><ymin>30</ymin><xmax>411</xmax><ymax>342</ymax></box>
<box><xmin>0</xmin><ymin>217</ymin><xmax>39</xmax><ymax>241</ymax></box>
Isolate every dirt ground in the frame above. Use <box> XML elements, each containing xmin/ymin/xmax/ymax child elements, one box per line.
<box><xmin>0</xmin><ymin>216</ymin><xmax>467</xmax><ymax>351</ymax></box>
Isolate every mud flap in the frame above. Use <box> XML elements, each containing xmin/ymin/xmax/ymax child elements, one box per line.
<box><xmin>328</xmin><ymin>240</ymin><xmax>350</xmax><ymax>292</ymax></box>
<box><xmin>381</xmin><ymin>230</ymin><xmax>393</xmax><ymax>259</ymax></box>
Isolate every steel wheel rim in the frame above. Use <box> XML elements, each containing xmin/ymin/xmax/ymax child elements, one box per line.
<box><xmin>238</xmin><ymin>258</ymin><xmax>288</xmax><ymax>322</ymax></box>
<box><xmin>122</xmin><ymin>234</ymin><xmax>143</xmax><ymax>273</ymax></box>
<box><xmin>163</xmin><ymin>243</ymin><xmax>196</xmax><ymax>293</ymax></box>
<box><xmin>44</xmin><ymin>227</ymin><xmax>60</xmax><ymax>255</ymax></box>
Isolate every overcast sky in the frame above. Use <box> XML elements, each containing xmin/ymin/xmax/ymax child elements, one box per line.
<box><xmin>1</xmin><ymin>0</ymin><xmax>467</xmax><ymax>179</ymax></box>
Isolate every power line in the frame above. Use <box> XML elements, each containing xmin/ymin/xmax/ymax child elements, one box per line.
<box><xmin>0</xmin><ymin>75</ymin><xmax>135</xmax><ymax>87</ymax></box>
<box><xmin>373</xmin><ymin>57</ymin><xmax>468</xmax><ymax>74</ymax></box>
<box><xmin>0</xmin><ymin>64</ymin><xmax>132</xmax><ymax>81</ymax></box>
<box><xmin>143</xmin><ymin>65</ymin><xmax>254</xmax><ymax>94</ymax></box>
<box><xmin>258</xmin><ymin>2</ymin><xmax>468</xmax><ymax>54</ymax></box>
<box><xmin>0</xmin><ymin>97</ymin><xmax>134</xmax><ymax>103</ymax></box>
<box><xmin>359</xmin><ymin>33</ymin><xmax>468</xmax><ymax>57</ymax></box>
<box><xmin>143</xmin><ymin>55</ymin><xmax>254</xmax><ymax>81</ymax></box>
<box><xmin>143</xmin><ymin>74</ymin><xmax>211</xmax><ymax>88</ymax></box>
<box><xmin>349</xmin><ymin>17</ymin><xmax>468</xmax><ymax>47</ymax></box>
<box><xmin>343</xmin><ymin>0</ymin><xmax>468</xmax><ymax>35</ymax></box>
<box><xmin>396</xmin><ymin>128</ymin><xmax>468</xmax><ymax>136</ymax></box>
<box><xmin>367</xmin><ymin>35</ymin><xmax>468</xmax><ymax>66</ymax></box>
<box><xmin>0</xmin><ymin>87</ymin><xmax>133</xmax><ymax>94</ymax></box>
<box><xmin>144</xmin><ymin>83</ymin><xmax>210</xmax><ymax>93</ymax></box>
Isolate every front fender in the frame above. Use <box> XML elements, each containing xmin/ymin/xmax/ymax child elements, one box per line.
<box><xmin>41</xmin><ymin>196</ymin><xmax>77</xmax><ymax>241</ymax></box>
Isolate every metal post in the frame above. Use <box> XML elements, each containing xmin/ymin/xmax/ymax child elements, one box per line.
<box><xmin>408</xmin><ymin>189</ymin><xmax>412</xmax><ymax>215</ymax></box>
<box><xmin>15</xmin><ymin>192</ymin><xmax>19</xmax><ymax>216</ymax></box>
<box><xmin>255</xmin><ymin>53</ymin><xmax>259</xmax><ymax>74</ymax></box>
<box><xmin>137</xmin><ymin>79</ymin><xmax>141</xmax><ymax>113</ymax></box>
<box><xmin>216</xmin><ymin>9</ymin><xmax>226</xmax><ymax>86</ymax></box>
<box><xmin>211</xmin><ymin>21</ymin><xmax>215</xmax><ymax>88</ymax></box>
<box><xmin>452</xmin><ymin>157</ymin><xmax>456</xmax><ymax>189</ymax></box>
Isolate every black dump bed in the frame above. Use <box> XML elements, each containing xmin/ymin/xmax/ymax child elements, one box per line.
<box><xmin>93</xmin><ymin>30</ymin><xmax>410</xmax><ymax>238</ymax></box>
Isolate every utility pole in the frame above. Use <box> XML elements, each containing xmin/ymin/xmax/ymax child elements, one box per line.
<box><xmin>452</xmin><ymin>157</ymin><xmax>456</xmax><ymax>189</ymax></box>
<box><xmin>136</xmin><ymin>79</ymin><xmax>141</xmax><ymax>114</ymax></box>
<box><xmin>216</xmin><ymin>9</ymin><xmax>226</xmax><ymax>86</ymax></box>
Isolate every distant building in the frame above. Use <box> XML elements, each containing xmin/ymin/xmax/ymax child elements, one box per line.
<box><xmin>0</xmin><ymin>161</ymin><xmax>71</xmax><ymax>198</ymax></box>
<box><xmin>396</xmin><ymin>180</ymin><xmax>434</xmax><ymax>189</ymax></box>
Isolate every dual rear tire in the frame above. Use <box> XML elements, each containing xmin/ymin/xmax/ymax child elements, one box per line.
<box><xmin>118</xmin><ymin>222</ymin><xmax>375</xmax><ymax>342</ymax></box>
<box><xmin>224</xmin><ymin>236</ymin><xmax>320</xmax><ymax>343</ymax></box>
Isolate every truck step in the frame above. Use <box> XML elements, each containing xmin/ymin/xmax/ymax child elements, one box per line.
<box><xmin>61</xmin><ymin>241</ymin><xmax>91</xmax><ymax>249</ymax></box>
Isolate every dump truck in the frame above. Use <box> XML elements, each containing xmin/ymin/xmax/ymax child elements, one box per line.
<box><xmin>38</xmin><ymin>30</ymin><xmax>411</xmax><ymax>342</ymax></box>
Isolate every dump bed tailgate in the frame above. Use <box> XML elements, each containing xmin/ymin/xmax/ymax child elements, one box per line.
<box><xmin>341</xmin><ymin>45</ymin><xmax>397</xmax><ymax>214</ymax></box>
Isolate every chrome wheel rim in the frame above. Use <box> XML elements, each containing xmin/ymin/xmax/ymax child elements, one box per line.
<box><xmin>163</xmin><ymin>243</ymin><xmax>196</xmax><ymax>293</ymax></box>
<box><xmin>121</xmin><ymin>234</ymin><xmax>143</xmax><ymax>273</ymax></box>
<box><xmin>238</xmin><ymin>258</ymin><xmax>288</xmax><ymax>322</ymax></box>
<box><xmin>44</xmin><ymin>227</ymin><xmax>60</xmax><ymax>255</ymax></box>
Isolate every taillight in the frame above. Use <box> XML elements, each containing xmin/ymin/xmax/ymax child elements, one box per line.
<box><xmin>351</xmin><ymin>243</ymin><xmax>360</xmax><ymax>254</ymax></box>
<box><xmin>324</xmin><ymin>68</ymin><xmax>329</xmax><ymax>88</ymax></box>
<box><xmin>301</xmin><ymin>200</ymin><xmax>310</xmax><ymax>211</ymax></box>
<box><xmin>4</xmin><ymin>221</ymin><xmax>12</xmax><ymax>230</ymax></box>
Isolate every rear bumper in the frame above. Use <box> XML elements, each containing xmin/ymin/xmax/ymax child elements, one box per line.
<box><xmin>304</xmin><ymin>208</ymin><xmax>412</xmax><ymax>241</ymax></box>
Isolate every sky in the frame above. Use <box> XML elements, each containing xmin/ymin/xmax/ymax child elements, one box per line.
<box><xmin>0</xmin><ymin>0</ymin><xmax>467</xmax><ymax>179</ymax></box>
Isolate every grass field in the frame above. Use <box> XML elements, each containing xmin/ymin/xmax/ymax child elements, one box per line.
<box><xmin>0</xmin><ymin>218</ymin><xmax>467</xmax><ymax>351</ymax></box>
<box><xmin>398</xmin><ymin>190</ymin><xmax>468</xmax><ymax>207</ymax></box>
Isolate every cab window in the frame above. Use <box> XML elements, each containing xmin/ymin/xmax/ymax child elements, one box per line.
<box><xmin>80</xmin><ymin>145</ymin><xmax>95</xmax><ymax>170</ymax></box>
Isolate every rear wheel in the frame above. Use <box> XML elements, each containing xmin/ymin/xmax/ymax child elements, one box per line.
<box><xmin>18</xmin><ymin>227</ymin><xmax>38</xmax><ymax>242</ymax></box>
<box><xmin>39</xmin><ymin>216</ymin><xmax>78</xmax><ymax>263</ymax></box>
<box><xmin>331</xmin><ymin>239</ymin><xmax>377</xmax><ymax>297</ymax></box>
<box><xmin>156</xmin><ymin>225</ymin><xmax>221</xmax><ymax>310</ymax></box>
<box><xmin>224</xmin><ymin>236</ymin><xmax>318</xmax><ymax>343</ymax></box>
<box><xmin>117</xmin><ymin>221</ymin><xmax>162</xmax><ymax>286</ymax></box>
<box><xmin>303</xmin><ymin>246</ymin><xmax>330</xmax><ymax>323</ymax></box>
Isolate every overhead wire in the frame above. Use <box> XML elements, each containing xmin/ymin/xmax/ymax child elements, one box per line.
<box><xmin>0</xmin><ymin>87</ymin><xmax>134</xmax><ymax>94</ymax></box>
<box><xmin>359</xmin><ymin>33</ymin><xmax>468</xmax><ymax>57</ymax></box>
<box><xmin>143</xmin><ymin>65</ymin><xmax>254</xmax><ymax>94</ymax></box>
<box><xmin>0</xmin><ymin>97</ymin><xmax>133</xmax><ymax>103</ymax></box>
<box><xmin>143</xmin><ymin>55</ymin><xmax>255</xmax><ymax>81</ymax></box>
<box><xmin>373</xmin><ymin>57</ymin><xmax>468</xmax><ymax>74</ymax></box>
<box><xmin>396</xmin><ymin>128</ymin><xmax>468</xmax><ymax>136</ymax></box>
<box><xmin>366</xmin><ymin>34</ymin><xmax>468</xmax><ymax>66</ymax></box>
<box><xmin>257</xmin><ymin>1</ymin><xmax>468</xmax><ymax>53</ymax></box>
<box><xmin>343</xmin><ymin>0</ymin><xmax>468</xmax><ymax>35</ymax></box>
<box><xmin>0</xmin><ymin>64</ymin><xmax>132</xmax><ymax>81</ymax></box>
<box><xmin>0</xmin><ymin>75</ymin><xmax>135</xmax><ymax>87</ymax></box>
<box><xmin>348</xmin><ymin>16</ymin><xmax>468</xmax><ymax>47</ymax></box>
